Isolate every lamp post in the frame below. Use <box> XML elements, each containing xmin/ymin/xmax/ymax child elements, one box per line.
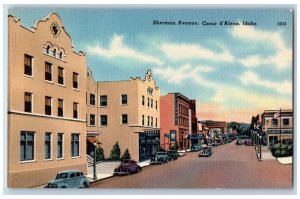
<box><xmin>259</xmin><ymin>136</ymin><xmax>262</xmax><ymax>160</ymax></box>
<box><xmin>93</xmin><ymin>142</ymin><xmax>97</xmax><ymax>181</ymax></box>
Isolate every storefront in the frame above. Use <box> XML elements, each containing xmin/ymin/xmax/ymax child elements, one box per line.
<box><xmin>139</xmin><ymin>130</ymin><xmax>160</xmax><ymax>161</ymax></box>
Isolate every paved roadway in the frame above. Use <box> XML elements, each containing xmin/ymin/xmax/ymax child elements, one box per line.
<box><xmin>90</xmin><ymin>142</ymin><xmax>292</xmax><ymax>189</ymax></box>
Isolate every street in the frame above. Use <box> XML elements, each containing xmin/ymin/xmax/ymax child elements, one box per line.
<box><xmin>90</xmin><ymin>142</ymin><xmax>292</xmax><ymax>189</ymax></box>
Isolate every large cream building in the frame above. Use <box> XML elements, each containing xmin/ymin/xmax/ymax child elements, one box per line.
<box><xmin>8</xmin><ymin>13</ymin><xmax>87</xmax><ymax>188</ymax></box>
<box><xmin>95</xmin><ymin>70</ymin><xmax>161</xmax><ymax>161</ymax></box>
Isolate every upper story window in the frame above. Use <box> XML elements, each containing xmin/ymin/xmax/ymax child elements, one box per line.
<box><xmin>73</xmin><ymin>102</ymin><xmax>79</xmax><ymax>119</ymax></box>
<box><xmin>89</xmin><ymin>114</ymin><xmax>96</xmax><ymax>126</ymax></box>
<box><xmin>58</xmin><ymin>99</ymin><xmax>64</xmax><ymax>117</ymax></box>
<box><xmin>283</xmin><ymin>118</ymin><xmax>290</xmax><ymax>126</ymax></box>
<box><xmin>142</xmin><ymin>95</ymin><xmax>145</xmax><ymax>106</ymax></box>
<box><xmin>90</xmin><ymin>94</ymin><xmax>95</xmax><ymax>106</ymax></box>
<box><xmin>272</xmin><ymin>119</ymin><xmax>278</xmax><ymax>126</ymax></box>
<box><xmin>24</xmin><ymin>54</ymin><xmax>33</xmax><ymax>76</ymax></box>
<box><xmin>45</xmin><ymin>96</ymin><xmax>52</xmax><ymax>115</ymax></box>
<box><xmin>155</xmin><ymin>100</ymin><xmax>158</xmax><ymax>110</ymax></box>
<box><xmin>100</xmin><ymin>95</ymin><xmax>107</xmax><ymax>107</ymax></box>
<box><xmin>58</xmin><ymin>67</ymin><xmax>64</xmax><ymax>85</ymax></box>
<box><xmin>73</xmin><ymin>72</ymin><xmax>79</xmax><ymax>89</ymax></box>
<box><xmin>45</xmin><ymin>62</ymin><xmax>53</xmax><ymax>82</ymax></box>
<box><xmin>121</xmin><ymin>114</ymin><xmax>128</xmax><ymax>124</ymax></box>
<box><xmin>24</xmin><ymin>92</ymin><xmax>32</xmax><ymax>113</ymax></box>
<box><xmin>46</xmin><ymin>46</ymin><xmax>50</xmax><ymax>54</ymax></box>
<box><xmin>53</xmin><ymin>49</ymin><xmax>57</xmax><ymax>57</ymax></box>
<box><xmin>142</xmin><ymin>115</ymin><xmax>145</xmax><ymax>126</ymax></box>
<box><xmin>121</xmin><ymin>94</ymin><xmax>127</xmax><ymax>105</ymax></box>
<box><xmin>151</xmin><ymin>99</ymin><xmax>153</xmax><ymax>108</ymax></box>
<box><xmin>100</xmin><ymin>115</ymin><xmax>108</xmax><ymax>126</ymax></box>
<box><xmin>59</xmin><ymin>52</ymin><xmax>63</xmax><ymax>59</ymax></box>
<box><xmin>147</xmin><ymin>98</ymin><xmax>150</xmax><ymax>107</ymax></box>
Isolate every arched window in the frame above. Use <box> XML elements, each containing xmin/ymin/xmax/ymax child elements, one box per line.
<box><xmin>46</xmin><ymin>46</ymin><xmax>50</xmax><ymax>54</ymax></box>
<box><xmin>59</xmin><ymin>52</ymin><xmax>63</xmax><ymax>59</ymax></box>
<box><xmin>53</xmin><ymin>49</ymin><xmax>56</xmax><ymax>57</ymax></box>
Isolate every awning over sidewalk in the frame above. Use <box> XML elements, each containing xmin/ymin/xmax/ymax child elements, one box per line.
<box><xmin>87</xmin><ymin>137</ymin><xmax>101</xmax><ymax>144</ymax></box>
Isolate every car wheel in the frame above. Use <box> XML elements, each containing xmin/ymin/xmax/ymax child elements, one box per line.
<box><xmin>83</xmin><ymin>182</ymin><xmax>89</xmax><ymax>188</ymax></box>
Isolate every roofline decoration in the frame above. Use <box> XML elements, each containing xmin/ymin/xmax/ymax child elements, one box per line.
<box><xmin>131</xmin><ymin>69</ymin><xmax>159</xmax><ymax>90</ymax></box>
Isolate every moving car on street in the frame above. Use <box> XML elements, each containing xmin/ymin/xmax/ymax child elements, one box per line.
<box><xmin>198</xmin><ymin>146</ymin><xmax>213</xmax><ymax>157</ymax></box>
<box><xmin>113</xmin><ymin>159</ymin><xmax>142</xmax><ymax>175</ymax></box>
<box><xmin>150</xmin><ymin>151</ymin><xmax>169</xmax><ymax>164</ymax></box>
<box><xmin>44</xmin><ymin>170</ymin><xmax>90</xmax><ymax>188</ymax></box>
<box><xmin>236</xmin><ymin>139</ymin><xmax>244</xmax><ymax>145</ymax></box>
<box><xmin>191</xmin><ymin>145</ymin><xmax>201</xmax><ymax>152</ymax></box>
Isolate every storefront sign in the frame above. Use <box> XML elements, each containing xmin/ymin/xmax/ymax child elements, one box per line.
<box><xmin>170</xmin><ymin>130</ymin><xmax>176</xmax><ymax>142</ymax></box>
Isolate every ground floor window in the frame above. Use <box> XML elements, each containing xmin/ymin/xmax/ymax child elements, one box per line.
<box><xmin>20</xmin><ymin>131</ymin><xmax>35</xmax><ymax>161</ymax></box>
<box><xmin>57</xmin><ymin>133</ymin><xmax>64</xmax><ymax>159</ymax></box>
<box><xmin>139</xmin><ymin>130</ymin><xmax>160</xmax><ymax>161</ymax></box>
<box><xmin>45</xmin><ymin>132</ymin><xmax>52</xmax><ymax>159</ymax></box>
<box><xmin>71</xmin><ymin>134</ymin><xmax>80</xmax><ymax>157</ymax></box>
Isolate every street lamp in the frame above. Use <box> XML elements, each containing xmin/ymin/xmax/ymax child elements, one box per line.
<box><xmin>259</xmin><ymin>136</ymin><xmax>262</xmax><ymax>160</ymax></box>
<box><xmin>93</xmin><ymin>142</ymin><xmax>97</xmax><ymax>181</ymax></box>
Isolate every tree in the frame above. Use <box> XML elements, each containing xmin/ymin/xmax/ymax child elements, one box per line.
<box><xmin>121</xmin><ymin>148</ymin><xmax>131</xmax><ymax>160</ymax></box>
<box><xmin>96</xmin><ymin>147</ymin><xmax>105</xmax><ymax>161</ymax></box>
<box><xmin>109</xmin><ymin>141</ymin><xmax>121</xmax><ymax>160</ymax></box>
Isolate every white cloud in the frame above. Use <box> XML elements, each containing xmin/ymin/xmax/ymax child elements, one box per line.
<box><xmin>154</xmin><ymin>64</ymin><xmax>214</xmax><ymax>85</ymax></box>
<box><xmin>231</xmin><ymin>26</ymin><xmax>292</xmax><ymax>69</ymax></box>
<box><xmin>160</xmin><ymin>43</ymin><xmax>234</xmax><ymax>63</ymax></box>
<box><xmin>86</xmin><ymin>34</ymin><xmax>163</xmax><ymax>65</ymax></box>
<box><xmin>239</xmin><ymin>71</ymin><xmax>292</xmax><ymax>95</ymax></box>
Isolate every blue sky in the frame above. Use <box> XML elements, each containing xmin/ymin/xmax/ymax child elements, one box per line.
<box><xmin>8</xmin><ymin>7</ymin><xmax>294</xmax><ymax>123</ymax></box>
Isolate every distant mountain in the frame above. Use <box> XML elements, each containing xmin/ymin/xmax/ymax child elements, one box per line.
<box><xmin>228</xmin><ymin>122</ymin><xmax>250</xmax><ymax>129</ymax></box>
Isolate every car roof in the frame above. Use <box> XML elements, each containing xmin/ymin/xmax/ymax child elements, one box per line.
<box><xmin>57</xmin><ymin>170</ymin><xmax>81</xmax><ymax>174</ymax></box>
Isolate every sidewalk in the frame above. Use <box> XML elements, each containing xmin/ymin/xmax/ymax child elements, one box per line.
<box><xmin>277</xmin><ymin>156</ymin><xmax>293</xmax><ymax>165</ymax></box>
<box><xmin>87</xmin><ymin>159</ymin><xmax>151</xmax><ymax>184</ymax></box>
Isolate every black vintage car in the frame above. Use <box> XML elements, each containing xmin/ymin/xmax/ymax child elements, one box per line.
<box><xmin>167</xmin><ymin>150</ymin><xmax>179</xmax><ymax>161</ymax></box>
<box><xmin>113</xmin><ymin>159</ymin><xmax>142</xmax><ymax>175</ymax></box>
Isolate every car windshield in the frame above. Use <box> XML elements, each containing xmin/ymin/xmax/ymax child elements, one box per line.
<box><xmin>55</xmin><ymin>172</ymin><xmax>69</xmax><ymax>179</ymax></box>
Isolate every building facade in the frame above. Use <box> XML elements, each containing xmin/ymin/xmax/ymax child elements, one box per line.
<box><xmin>8</xmin><ymin>13</ymin><xmax>87</xmax><ymax>188</ymax></box>
<box><xmin>160</xmin><ymin>93</ymin><xmax>192</xmax><ymax>150</ymax></box>
<box><xmin>94</xmin><ymin>70</ymin><xmax>160</xmax><ymax>161</ymax></box>
<box><xmin>261</xmin><ymin>109</ymin><xmax>293</xmax><ymax>147</ymax></box>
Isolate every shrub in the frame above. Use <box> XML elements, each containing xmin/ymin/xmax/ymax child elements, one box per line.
<box><xmin>109</xmin><ymin>141</ymin><xmax>121</xmax><ymax>160</ymax></box>
<box><xmin>121</xmin><ymin>148</ymin><xmax>131</xmax><ymax>160</ymax></box>
<box><xmin>271</xmin><ymin>143</ymin><xmax>293</xmax><ymax>157</ymax></box>
<box><xmin>96</xmin><ymin>147</ymin><xmax>105</xmax><ymax>161</ymax></box>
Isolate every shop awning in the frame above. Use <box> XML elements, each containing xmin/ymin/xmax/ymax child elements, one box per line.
<box><xmin>87</xmin><ymin>137</ymin><xmax>101</xmax><ymax>144</ymax></box>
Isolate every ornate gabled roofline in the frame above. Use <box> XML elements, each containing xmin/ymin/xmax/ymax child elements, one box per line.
<box><xmin>130</xmin><ymin>69</ymin><xmax>159</xmax><ymax>90</ymax></box>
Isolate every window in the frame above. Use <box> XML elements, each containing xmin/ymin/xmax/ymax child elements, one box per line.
<box><xmin>147</xmin><ymin>116</ymin><xmax>150</xmax><ymax>126</ymax></box>
<box><xmin>100</xmin><ymin>115</ymin><xmax>107</xmax><ymax>126</ymax></box>
<box><xmin>122</xmin><ymin>114</ymin><xmax>128</xmax><ymax>124</ymax></box>
<box><xmin>142</xmin><ymin>95</ymin><xmax>145</xmax><ymax>106</ymax></box>
<box><xmin>20</xmin><ymin>132</ymin><xmax>34</xmax><ymax>161</ymax></box>
<box><xmin>73</xmin><ymin>72</ymin><xmax>79</xmax><ymax>89</ymax></box>
<box><xmin>58</xmin><ymin>99</ymin><xmax>63</xmax><ymax>117</ymax></box>
<box><xmin>142</xmin><ymin>115</ymin><xmax>145</xmax><ymax>126</ymax></box>
<box><xmin>151</xmin><ymin>99</ymin><xmax>153</xmax><ymax>108</ymax></box>
<box><xmin>53</xmin><ymin>49</ymin><xmax>56</xmax><ymax>57</ymax></box>
<box><xmin>24</xmin><ymin>54</ymin><xmax>33</xmax><ymax>76</ymax></box>
<box><xmin>59</xmin><ymin>52</ymin><xmax>63</xmax><ymax>59</ymax></box>
<box><xmin>283</xmin><ymin>118</ymin><xmax>289</xmax><ymax>126</ymax></box>
<box><xmin>90</xmin><ymin>94</ymin><xmax>95</xmax><ymax>106</ymax></box>
<box><xmin>272</xmin><ymin>119</ymin><xmax>278</xmax><ymax>126</ymax></box>
<box><xmin>46</xmin><ymin>46</ymin><xmax>50</xmax><ymax>54</ymax></box>
<box><xmin>71</xmin><ymin>134</ymin><xmax>80</xmax><ymax>157</ymax></box>
<box><xmin>73</xmin><ymin>102</ymin><xmax>78</xmax><ymax>119</ymax></box>
<box><xmin>155</xmin><ymin>118</ymin><xmax>157</xmax><ymax>127</ymax></box>
<box><xmin>57</xmin><ymin>133</ymin><xmax>63</xmax><ymax>159</ymax></box>
<box><xmin>45</xmin><ymin>62</ymin><xmax>52</xmax><ymax>81</ymax></box>
<box><xmin>24</xmin><ymin>92</ymin><xmax>32</xmax><ymax>113</ymax></box>
<box><xmin>90</xmin><ymin>114</ymin><xmax>95</xmax><ymax>126</ymax></box>
<box><xmin>45</xmin><ymin>96</ymin><xmax>52</xmax><ymax>115</ymax></box>
<box><xmin>121</xmin><ymin>94</ymin><xmax>127</xmax><ymax>105</ymax></box>
<box><xmin>58</xmin><ymin>67</ymin><xmax>64</xmax><ymax>85</ymax></box>
<box><xmin>100</xmin><ymin>95</ymin><xmax>107</xmax><ymax>106</ymax></box>
<box><xmin>151</xmin><ymin>117</ymin><xmax>153</xmax><ymax>127</ymax></box>
<box><xmin>155</xmin><ymin>100</ymin><xmax>158</xmax><ymax>110</ymax></box>
<box><xmin>147</xmin><ymin>98</ymin><xmax>150</xmax><ymax>107</ymax></box>
<box><xmin>45</xmin><ymin>133</ymin><xmax>52</xmax><ymax>160</ymax></box>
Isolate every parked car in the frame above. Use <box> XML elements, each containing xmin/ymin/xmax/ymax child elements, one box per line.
<box><xmin>191</xmin><ymin>145</ymin><xmax>201</xmax><ymax>152</ymax></box>
<box><xmin>211</xmin><ymin>141</ymin><xmax>219</xmax><ymax>146</ymax></box>
<box><xmin>44</xmin><ymin>170</ymin><xmax>90</xmax><ymax>188</ymax></box>
<box><xmin>244</xmin><ymin>139</ymin><xmax>253</xmax><ymax>146</ymax></box>
<box><xmin>198</xmin><ymin>146</ymin><xmax>213</xmax><ymax>157</ymax></box>
<box><xmin>113</xmin><ymin>159</ymin><xmax>141</xmax><ymax>175</ymax></box>
<box><xmin>150</xmin><ymin>151</ymin><xmax>169</xmax><ymax>164</ymax></box>
<box><xmin>167</xmin><ymin>150</ymin><xmax>179</xmax><ymax>161</ymax></box>
<box><xmin>236</xmin><ymin>139</ymin><xmax>244</xmax><ymax>145</ymax></box>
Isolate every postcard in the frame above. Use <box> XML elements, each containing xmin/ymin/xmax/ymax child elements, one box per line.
<box><xmin>5</xmin><ymin>5</ymin><xmax>294</xmax><ymax>192</ymax></box>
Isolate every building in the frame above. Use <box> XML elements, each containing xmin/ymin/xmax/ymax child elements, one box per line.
<box><xmin>198</xmin><ymin>120</ymin><xmax>228</xmax><ymax>135</ymax></box>
<box><xmin>189</xmin><ymin>100</ymin><xmax>200</xmax><ymax>146</ymax></box>
<box><xmin>8</xmin><ymin>13</ymin><xmax>87</xmax><ymax>187</ymax></box>
<box><xmin>160</xmin><ymin>93</ymin><xmax>192</xmax><ymax>150</ymax></box>
<box><xmin>261</xmin><ymin>109</ymin><xmax>293</xmax><ymax>147</ymax></box>
<box><xmin>94</xmin><ymin>70</ymin><xmax>160</xmax><ymax>161</ymax></box>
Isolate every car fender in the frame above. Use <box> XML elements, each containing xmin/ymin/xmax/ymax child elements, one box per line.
<box><xmin>58</xmin><ymin>183</ymin><xmax>69</xmax><ymax>188</ymax></box>
<box><xmin>80</xmin><ymin>179</ymin><xmax>90</xmax><ymax>188</ymax></box>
